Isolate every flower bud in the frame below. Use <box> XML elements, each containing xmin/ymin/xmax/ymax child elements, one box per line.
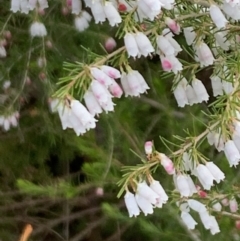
<box><xmin>144</xmin><ymin>141</ymin><xmax>153</xmax><ymax>155</ymax></box>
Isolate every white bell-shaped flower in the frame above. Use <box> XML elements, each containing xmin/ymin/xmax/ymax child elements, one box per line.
<box><xmin>186</xmin><ymin>175</ymin><xmax>198</xmax><ymax>195</ymax></box>
<box><xmin>30</xmin><ymin>21</ymin><xmax>47</xmax><ymax>37</ymax></box>
<box><xmin>135</xmin><ymin>193</ymin><xmax>154</xmax><ymax>216</ymax></box>
<box><xmin>206</xmin><ymin>162</ymin><xmax>225</xmax><ymax>183</ymax></box>
<box><xmin>196</xmin><ymin>164</ymin><xmax>215</xmax><ymax>190</ymax></box>
<box><xmin>137</xmin><ymin>181</ymin><xmax>160</xmax><ymax>205</ymax></box>
<box><xmin>181</xmin><ymin>211</ymin><xmax>198</xmax><ymax>230</ymax></box>
<box><xmin>0</xmin><ymin>46</ymin><xmax>6</xmax><ymax>58</ymax></box>
<box><xmin>214</xmin><ymin>32</ymin><xmax>230</xmax><ymax>51</ymax></box>
<box><xmin>150</xmin><ymin>180</ymin><xmax>168</xmax><ymax>204</ymax></box>
<box><xmin>157</xmin><ymin>35</ymin><xmax>175</xmax><ymax>56</ymax></box>
<box><xmin>187</xmin><ymin>199</ymin><xmax>207</xmax><ymax>213</ymax></box>
<box><xmin>173</xmin><ymin>80</ymin><xmax>189</xmax><ymax>107</ymax></box>
<box><xmin>124</xmin><ymin>191</ymin><xmax>140</xmax><ymax>217</ymax></box>
<box><xmin>175</xmin><ymin>174</ymin><xmax>191</xmax><ymax>197</ymax></box>
<box><xmin>210</xmin><ymin>76</ymin><xmax>223</xmax><ymax>96</ymax></box>
<box><xmin>103</xmin><ymin>1</ymin><xmax>122</xmax><ymax>26</ymax></box>
<box><xmin>192</xmin><ymin>78</ymin><xmax>209</xmax><ymax>103</ymax></box>
<box><xmin>185</xmin><ymin>85</ymin><xmax>198</xmax><ymax>105</ymax></box>
<box><xmin>183</xmin><ymin>27</ymin><xmax>196</xmax><ymax>45</ymax></box>
<box><xmin>11</xmin><ymin>0</ymin><xmax>20</xmax><ymax>12</ymax></box>
<box><xmin>70</xmin><ymin>100</ymin><xmax>97</xmax><ymax>130</ymax></box>
<box><xmin>210</xmin><ymin>5</ymin><xmax>228</xmax><ymax>29</ymax></box>
<box><xmin>124</xmin><ymin>33</ymin><xmax>139</xmax><ymax>58</ymax></box>
<box><xmin>74</xmin><ymin>11</ymin><xmax>92</xmax><ymax>32</ymax></box>
<box><xmin>135</xmin><ymin>32</ymin><xmax>154</xmax><ymax>57</ymax></box>
<box><xmin>91</xmin><ymin>1</ymin><xmax>106</xmax><ymax>24</ymax></box>
<box><xmin>222</xmin><ymin>80</ymin><xmax>233</xmax><ymax>94</ymax></box>
<box><xmin>72</xmin><ymin>0</ymin><xmax>82</xmax><ymax>14</ymax></box>
<box><xmin>224</xmin><ymin>140</ymin><xmax>240</xmax><ymax>167</ymax></box>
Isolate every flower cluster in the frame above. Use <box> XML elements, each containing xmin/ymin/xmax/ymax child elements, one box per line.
<box><xmin>180</xmin><ymin>200</ymin><xmax>220</xmax><ymax>235</ymax></box>
<box><xmin>10</xmin><ymin>0</ymin><xmax>49</xmax><ymax>13</ymax></box>
<box><xmin>50</xmin><ymin>65</ymin><xmax>149</xmax><ymax>134</ymax></box>
<box><xmin>50</xmin><ymin>99</ymin><xmax>97</xmax><ymax>136</ymax></box>
<box><xmin>124</xmin><ymin>179</ymin><xmax>168</xmax><ymax>217</ymax></box>
<box><xmin>173</xmin><ymin>78</ymin><xmax>209</xmax><ymax>107</ymax></box>
<box><xmin>0</xmin><ymin>112</ymin><xmax>19</xmax><ymax>131</ymax></box>
<box><xmin>124</xmin><ymin>32</ymin><xmax>154</xmax><ymax>58</ymax></box>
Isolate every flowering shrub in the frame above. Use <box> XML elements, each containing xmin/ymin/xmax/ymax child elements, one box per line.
<box><xmin>2</xmin><ymin>0</ymin><xmax>240</xmax><ymax>239</ymax></box>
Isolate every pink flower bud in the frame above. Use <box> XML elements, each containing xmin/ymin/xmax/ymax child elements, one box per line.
<box><xmin>61</xmin><ymin>6</ymin><xmax>69</xmax><ymax>15</ymax></box>
<box><xmin>144</xmin><ymin>141</ymin><xmax>153</xmax><ymax>155</ymax></box>
<box><xmin>198</xmin><ymin>190</ymin><xmax>208</xmax><ymax>198</ymax></box>
<box><xmin>4</xmin><ymin>31</ymin><xmax>12</xmax><ymax>40</ymax></box>
<box><xmin>38</xmin><ymin>8</ymin><xmax>45</xmax><ymax>15</ymax></box>
<box><xmin>118</xmin><ymin>3</ymin><xmax>127</xmax><ymax>12</ymax></box>
<box><xmin>105</xmin><ymin>37</ymin><xmax>117</xmax><ymax>52</ymax></box>
<box><xmin>95</xmin><ymin>187</ymin><xmax>104</xmax><ymax>196</ymax></box>
<box><xmin>230</xmin><ymin>198</ymin><xmax>238</xmax><ymax>213</ymax></box>
<box><xmin>235</xmin><ymin>220</ymin><xmax>240</xmax><ymax>229</ymax></box>
<box><xmin>165</xmin><ymin>17</ymin><xmax>181</xmax><ymax>34</ymax></box>
<box><xmin>221</xmin><ymin>198</ymin><xmax>229</xmax><ymax>206</ymax></box>
<box><xmin>108</xmin><ymin>80</ymin><xmax>123</xmax><ymax>98</ymax></box>
<box><xmin>66</xmin><ymin>0</ymin><xmax>72</xmax><ymax>7</ymax></box>
<box><xmin>46</xmin><ymin>40</ymin><xmax>53</xmax><ymax>49</ymax></box>
<box><xmin>159</xmin><ymin>153</ymin><xmax>175</xmax><ymax>175</ymax></box>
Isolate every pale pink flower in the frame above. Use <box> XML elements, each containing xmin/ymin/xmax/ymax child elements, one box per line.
<box><xmin>90</xmin><ymin>80</ymin><xmax>115</xmax><ymax>113</ymax></box>
<box><xmin>90</xmin><ymin>67</ymin><xmax>113</xmax><ymax>86</ymax></box>
<box><xmin>121</xmin><ymin>71</ymin><xmax>149</xmax><ymax>97</ymax></box>
<box><xmin>159</xmin><ymin>153</ymin><xmax>175</xmax><ymax>174</ymax></box>
<box><xmin>195</xmin><ymin>42</ymin><xmax>215</xmax><ymax>67</ymax></box>
<box><xmin>84</xmin><ymin>89</ymin><xmax>103</xmax><ymax>116</ymax></box>
<box><xmin>101</xmin><ymin>65</ymin><xmax>121</xmax><ymax>79</ymax></box>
